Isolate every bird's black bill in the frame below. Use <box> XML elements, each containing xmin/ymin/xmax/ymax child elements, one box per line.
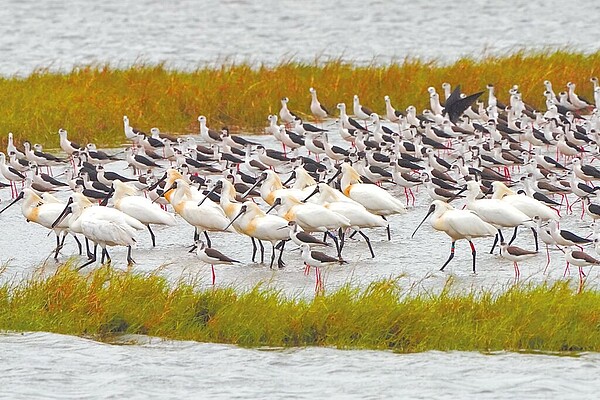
<box><xmin>0</xmin><ymin>191</ymin><xmax>24</xmax><ymax>214</ymax></box>
<box><xmin>241</xmin><ymin>175</ymin><xmax>265</xmax><ymax>198</ymax></box>
<box><xmin>448</xmin><ymin>186</ymin><xmax>467</xmax><ymax>203</ymax></box>
<box><xmin>99</xmin><ymin>187</ymin><xmax>114</xmax><ymax>206</ymax></box>
<box><xmin>51</xmin><ymin>197</ymin><xmax>74</xmax><ymax>228</ymax></box>
<box><xmin>198</xmin><ymin>181</ymin><xmax>221</xmax><ymax>206</ymax></box>
<box><xmin>224</xmin><ymin>206</ymin><xmax>246</xmax><ymax>230</ymax></box>
<box><xmin>302</xmin><ymin>186</ymin><xmax>319</xmax><ymax>203</ymax></box>
<box><xmin>265</xmin><ymin>198</ymin><xmax>281</xmax><ymax>214</ymax></box>
<box><xmin>411</xmin><ymin>204</ymin><xmax>435</xmax><ymax>238</ymax></box>
<box><xmin>327</xmin><ymin>168</ymin><xmax>341</xmax><ymax>184</ymax></box>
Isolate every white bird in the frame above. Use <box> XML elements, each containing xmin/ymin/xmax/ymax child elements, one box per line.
<box><xmin>499</xmin><ymin>242</ymin><xmax>537</xmax><ymax>279</ymax></box>
<box><xmin>460</xmin><ymin>180</ymin><xmax>533</xmax><ymax>254</ymax></box>
<box><xmin>303</xmin><ymin>182</ymin><xmax>388</xmax><ymax>258</ymax></box>
<box><xmin>491</xmin><ymin>181</ymin><xmax>560</xmax><ymax>251</ymax></box>
<box><xmin>280</xmin><ymin>220</ymin><xmax>329</xmax><ymax>248</ymax></box>
<box><xmin>279</xmin><ymin>97</ymin><xmax>297</xmax><ymax>124</ymax></box>
<box><xmin>0</xmin><ymin>151</ymin><xmax>27</xmax><ymax>198</ymax></box>
<box><xmin>165</xmin><ymin>178</ymin><xmax>234</xmax><ymax>247</ymax></box>
<box><xmin>244</xmin><ymin>169</ymin><xmax>307</xmax><ymax>206</ymax></box>
<box><xmin>268</xmin><ymin>193</ymin><xmax>351</xmax><ymax>257</ymax></box>
<box><xmin>111</xmin><ymin>180</ymin><xmax>178</xmax><ymax>247</ymax></box>
<box><xmin>0</xmin><ymin>188</ymin><xmax>77</xmax><ymax>260</ymax></box>
<box><xmin>548</xmin><ymin>220</ymin><xmax>592</xmax><ymax>248</ymax></box>
<box><xmin>7</xmin><ymin>132</ymin><xmax>25</xmax><ymax>159</ymax></box>
<box><xmin>384</xmin><ymin>95</ymin><xmax>402</xmax><ymax>123</ymax></box>
<box><xmin>309</xmin><ymin>87</ymin><xmax>330</xmax><ymax>120</ymax></box>
<box><xmin>193</xmin><ymin>240</ymin><xmax>240</xmax><ymax>285</ymax></box>
<box><xmin>57</xmin><ymin>128</ymin><xmax>82</xmax><ymax>157</ymax></box>
<box><xmin>412</xmin><ymin>200</ymin><xmax>497</xmax><ymax>273</ymax></box>
<box><xmin>198</xmin><ymin>115</ymin><xmax>223</xmax><ymax>144</ymax></box>
<box><xmin>52</xmin><ymin>192</ymin><xmax>145</xmax><ymax>268</ymax></box>
<box><xmin>300</xmin><ymin>243</ymin><xmax>346</xmax><ymax>292</ymax></box>
<box><xmin>225</xmin><ymin>201</ymin><xmax>290</xmax><ymax>269</ymax></box>
<box><xmin>337</xmin><ymin>163</ymin><xmax>406</xmax><ymax>239</ymax></box>
<box><xmin>353</xmin><ymin>94</ymin><xmax>373</xmax><ymax>121</ymax></box>
<box><xmin>565</xmin><ymin>247</ymin><xmax>600</xmax><ymax>284</ymax></box>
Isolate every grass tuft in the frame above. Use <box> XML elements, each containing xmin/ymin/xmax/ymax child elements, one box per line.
<box><xmin>1</xmin><ymin>49</ymin><xmax>599</xmax><ymax>149</ymax></box>
<box><xmin>1</xmin><ymin>264</ymin><xmax>600</xmax><ymax>353</ymax></box>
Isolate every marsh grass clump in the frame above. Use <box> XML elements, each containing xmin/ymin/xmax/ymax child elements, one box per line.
<box><xmin>1</xmin><ymin>50</ymin><xmax>599</xmax><ymax>149</ymax></box>
<box><xmin>1</xmin><ymin>263</ymin><xmax>600</xmax><ymax>353</ymax></box>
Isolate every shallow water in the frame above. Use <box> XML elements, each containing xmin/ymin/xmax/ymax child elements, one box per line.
<box><xmin>1</xmin><ymin>134</ymin><xmax>596</xmax><ymax>297</ymax></box>
<box><xmin>2</xmin><ymin>1</ymin><xmax>600</xmax><ymax>397</ymax></box>
<box><xmin>1</xmin><ymin>0</ymin><xmax>600</xmax><ymax>75</ymax></box>
<box><xmin>1</xmin><ymin>332</ymin><xmax>599</xmax><ymax>400</ymax></box>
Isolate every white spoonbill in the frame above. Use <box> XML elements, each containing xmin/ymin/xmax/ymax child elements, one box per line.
<box><xmin>53</xmin><ymin>193</ymin><xmax>145</xmax><ymax>268</ymax></box>
<box><xmin>412</xmin><ymin>200</ymin><xmax>497</xmax><ymax>273</ymax></box>
<box><xmin>491</xmin><ymin>181</ymin><xmax>560</xmax><ymax>251</ymax></box>
<box><xmin>243</xmin><ymin>169</ymin><xmax>307</xmax><ymax>206</ymax></box>
<box><xmin>165</xmin><ymin>178</ymin><xmax>234</xmax><ymax>247</ymax></box>
<box><xmin>225</xmin><ymin>201</ymin><xmax>290</xmax><ymax>269</ymax></box>
<box><xmin>268</xmin><ymin>193</ymin><xmax>351</xmax><ymax>258</ymax></box>
<box><xmin>0</xmin><ymin>188</ymin><xmax>78</xmax><ymax>259</ymax></box>
<box><xmin>112</xmin><ymin>180</ymin><xmax>177</xmax><ymax>247</ymax></box>
<box><xmin>459</xmin><ymin>180</ymin><xmax>534</xmax><ymax>254</ymax></box>
<box><xmin>336</xmin><ymin>162</ymin><xmax>406</xmax><ymax>240</ymax></box>
<box><xmin>303</xmin><ymin>182</ymin><xmax>388</xmax><ymax>258</ymax></box>
<box><xmin>200</xmin><ymin>178</ymin><xmax>266</xmax><ymax>263</ymax></box>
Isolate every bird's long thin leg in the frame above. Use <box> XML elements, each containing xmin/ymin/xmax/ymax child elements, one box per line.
<box><xmin>440</xmin><ymin>241</ymin><xmax>456</xmax><ymax>271</ymax></box>
<box><xmin>490</xmin><ymin>234</ymin><xmax>499</xmax><ymax>254</ymax></box>
<box><xmin>357</xmin><ymin>230</ymin><xmax>375</xmax><ymax>258</ymax></box>
<box><xmin>73</xmin><ymin>235</ymin><xmax>83</xmax><ymax>255</ymax></box>
<box><xmin>127</xmin><ymin>246</ymin><xmax>135</xmax><ymax>265</ymax></box>
<box><xmin>54</xmin><ymin>234</ymin><xmax>61</xmax><ymax>260</ymax></box>
<box><xmin>78</xmin><ymin>244</ymin><xmax>97</xmax><ymax>270</ymax></box>
<box><xmin>326</xmin><ymin>231</ymin><xmax>340</xmax><ymax>257</ymax></box>
<box><xmin>251</xmin><ymin>238</ymin><xmax>258</xmax><ymax>263</ymax></box>
<box><xmin>508</xmin><ymin>226</ymin><xmax>519</xmax><ymax>245</ymax></box>
<box><xmin>211</xmin><ymin>265</ymin><xmax>216</xmax><ymax>285</ymax></box>
<box><xmin>382</xmin><ymin>216</ymin><xmax>391</xmax><ymax>240</ymax></box>
<box><xmin>193</xmin><ymin>228</ymin><xmax>199</xmax><ymax>242</ymax></box>
<box><xmin>203</xmin><ymin>231</ymin><xmax>212</xmax><ymax>248</ymax></box>
<box><xmin>85</xmin><ymin>239</ymin><xmax>94</xmax><ymax>260</ymax></box>
<box><xmin>147</xmin><ymin>225</ymin><xmax>156</xmax><ymax>247</ymax></box>
<box><xmin>277</xmin><ymin>240</ymin><xmax>286</xmax><ymax>269</ymax></box>
<box><xmin>269</xmin><ymin>243</ymin><xmax>276</xmax><ymax>269</ymax></box>
<box><xmin>531</xmin><ymin>228</ymin><xmax>539</xmax><ymax>252</ymax></box>
<box><xmin>469</xmin><ymin>240</ymin><xmax>477</xmax><ymax>273</ymax></box>
<box><xmin>564</xmin><ymin>261</ymin><xmax>570</xmax><ymax>277</ymax></box>
<box><xmin>490</xmin><ymin>229</ymin><xmax>504</xmax><ymax>254</ymax></box>
<box><xmin>337</xmin><ymin>228</ymin><xmax>345</xmax><ymax>258</ymax></box>
<box><xmin>259</xmin><ymin>240</ymin><xmax>265</xmax><ymax>264</ymax></box>
<box><xmin>544</xmin><ymin>244</ymin><xmax>551</xmax><ymax>273</ymax></box>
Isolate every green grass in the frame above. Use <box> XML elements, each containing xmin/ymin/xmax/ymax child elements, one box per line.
<box><xmin>1</xmin><ymin>49</ymin><xmax>600</xmax><ymax>149</ymax></box>
<box><xmin>1</xmin><ymin>262</ymin><xmax>599</xmax><ymax>353</ymax></box>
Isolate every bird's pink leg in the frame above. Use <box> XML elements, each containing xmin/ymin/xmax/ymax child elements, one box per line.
<box><xmin>563</xmin><ymin>261</ymin><xmax>570</xmax><ymax>277</ymax></box>
<box><xmin>211</xmin><ymin>265</ymin><xmax>216</xmax><ymax>285</ymax></box>
<box><xmin>543</xmin><ymin>245</ymin><xmax>551</xmax><ymax>274</ymax></box>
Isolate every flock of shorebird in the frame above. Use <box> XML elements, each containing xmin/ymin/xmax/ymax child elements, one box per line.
<box><xmin>2</xmin><ymin>78</ymin><xmax>600</xmax><ymax>290</ymax></box>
